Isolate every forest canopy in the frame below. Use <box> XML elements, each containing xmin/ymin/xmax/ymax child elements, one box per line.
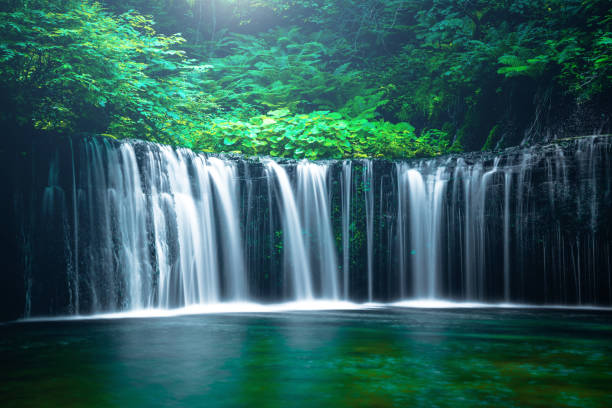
<box><xmin>1</xmin><ymin>0</ymin><xmax>610</xmax><ymax>159</ymax></box>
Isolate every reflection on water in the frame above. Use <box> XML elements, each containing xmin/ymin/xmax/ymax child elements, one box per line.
<box><xmin>1</xmin><ymin>308</ymin><xmax>611</xmax><ymax>407</ymax></box>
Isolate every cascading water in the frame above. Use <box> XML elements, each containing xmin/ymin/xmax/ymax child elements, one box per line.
<box><xmin>503</xmin><ymin>168</ymin><xmax>512</xmax><ymax>302</ymax></box>
<box><xmin>6</xmin><ymin>135</ymin><xmax>612</xmax><ymax>319</ymax></box>
<box><xmin>147</xmin><ymin>146</ymin><xmax>221</xmax><ymax>307</ymax></box>
<box><xmin>297</xmin><ymin>162</ymin><xmax>339</xmax><ymax>299</ymax></box>
<box><xmin>362</xmin><ymin>161</ymin><xmax>375</xmax><ymax>302</ymax></box>
<box><xmin>265</xmin><ymin>160</ymin><xmax>314</xmax><ymax>300</ymax></box>
<box><xmin>206</xmin><ymin>157</ymin><xmax>247</xmax><ymax>300</ymax></box>
<box><xmin>396</xmin><ymin>163</ymin><xmax>448</xmax><ymax>298</ymax></box>
<box><xmin>341</xmin><ymin>161</ymin><xmax>352</xmax><ymax>299</ymax></box>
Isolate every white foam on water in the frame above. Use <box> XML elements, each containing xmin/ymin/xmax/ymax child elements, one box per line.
<box><xmin>392</xmin><ymin>299</ymin><xmax>491</xmax><ymax>308</ymax></box>
<box><xmin>19</xmin><ymin>300</ymin><xmax>374</xmax><ymax>322</ymax></box>
<box><xmin>392</xmin><ymin>299</ymin><xmax>612</xmax><ymax>310</ymax></box>
<box><xmin>17</xmin><ymin>299</ymin><xmax>612</xmax><ymax>323</ymax></box>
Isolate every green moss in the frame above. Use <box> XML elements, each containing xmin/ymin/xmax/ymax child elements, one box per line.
<box><xmin>482</xmin><ymin>125</ymin><xmax>500</xmax><ymax>151</ymax></box>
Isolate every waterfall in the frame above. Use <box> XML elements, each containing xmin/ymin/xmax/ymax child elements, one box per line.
<box><xmin>149</xmin><ymin>147</ymin><xmax>218</xmax><ymax>307</ymax></box>
<box><xmin>397</xmin><ymin>164</ymin><xmax>448</xmax><ymax>299</ymax></box>
<box><xmin>341</xmin><ymin>161</ymin><xmax>352</xmax><ymax>299</ymax></box>
<box><xmin>362</xmin><ymin>161</ymin><xmax>374</xmax><ymax>302</ymax></box>
<box><xmin>396</xmin><ymin>164</ymin><xmax>407</xmax><ymax>298</ymax></box>
<box><xmin>503</xmin><ymin>169</ymin><xmax>512</xmax><ymax>302</ymax></box>
<box><xmin>207</xmin><ymin>157</ymin><xmax>247</xmax><ymax>300</ymax></box>
<box><xmin>8</xmin><ymin>135</ymin><xmax>612</xmax><ymax>318</ymax></box>
<box><xmin>112</xmin><ymin>144</ymin><xmax>152</xmax><ymax>309</ymax></box>
<box><xmin>297</xmin><ymin>162</ymin><xmax>339</xmax><ymax>299</ymax></box>
<box><xmin>69</xmin><ymin>139</ymin><xmax>80</xmax><ymax>313</ymax></box>
<box><xmin>515</xmin><ymin>151</ymin><xmax>533</xmax><ymax>301</ymax></box>
<box><xmin>265</xmin><ymin>160</ymin><xmax>314</xmax><ymax>300</ymax></box>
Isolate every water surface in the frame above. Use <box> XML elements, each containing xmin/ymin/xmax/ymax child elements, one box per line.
<box><xmin>1</xmin><ymin>308</ymin><xmax>611</xmax><ymax>407</ymax></box>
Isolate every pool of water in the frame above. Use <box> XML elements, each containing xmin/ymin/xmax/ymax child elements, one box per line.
<box><xmin>1</xmin><ymin>308</ymin><xmax>611</xmax><ymax>407</ymax></box>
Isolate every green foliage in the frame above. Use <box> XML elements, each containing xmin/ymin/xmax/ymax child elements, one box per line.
<box><xmin>189</xmin><ymin>109</ymin><xmax>444</xmax><ymax>160</ymax></box>
<box><xmin>1</xmin><ymin>0</ymin><xmax>610</xmax><ymax>157</ymax></box>
<box><xmin>481</xmin><ymin>125</ymin><xmax>500</xmax><ymax>151</ymax></box>
<box><xmin>373</xmin><ymin>0</ymin><xmax>612</xmax><ymax>148</ymax></box>
<box><xmin>0</xmin><ymin>0</ymin><xmax>216</xmax><ymax>144</ymax></box>
<box><xmin>201</xmin><ymin>27</ymin><xmax>367</xmax><ymax>114</ymax></box>
<box><xmin>497</xmin><ymin>54</ymin><xmax>548</xmax><ymax>77</ymax></box>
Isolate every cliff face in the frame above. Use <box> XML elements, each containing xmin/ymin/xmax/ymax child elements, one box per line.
<box><xmin>1</xmin><ymin>135</ymin><xmax>611</xmax><ymax>320</ymax></box>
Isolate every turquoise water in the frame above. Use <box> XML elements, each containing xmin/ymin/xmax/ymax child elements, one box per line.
<box><xmin>1</xmin><ymin>308</ymin><xmax>611</xmax><ymax>407</ymax></box>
